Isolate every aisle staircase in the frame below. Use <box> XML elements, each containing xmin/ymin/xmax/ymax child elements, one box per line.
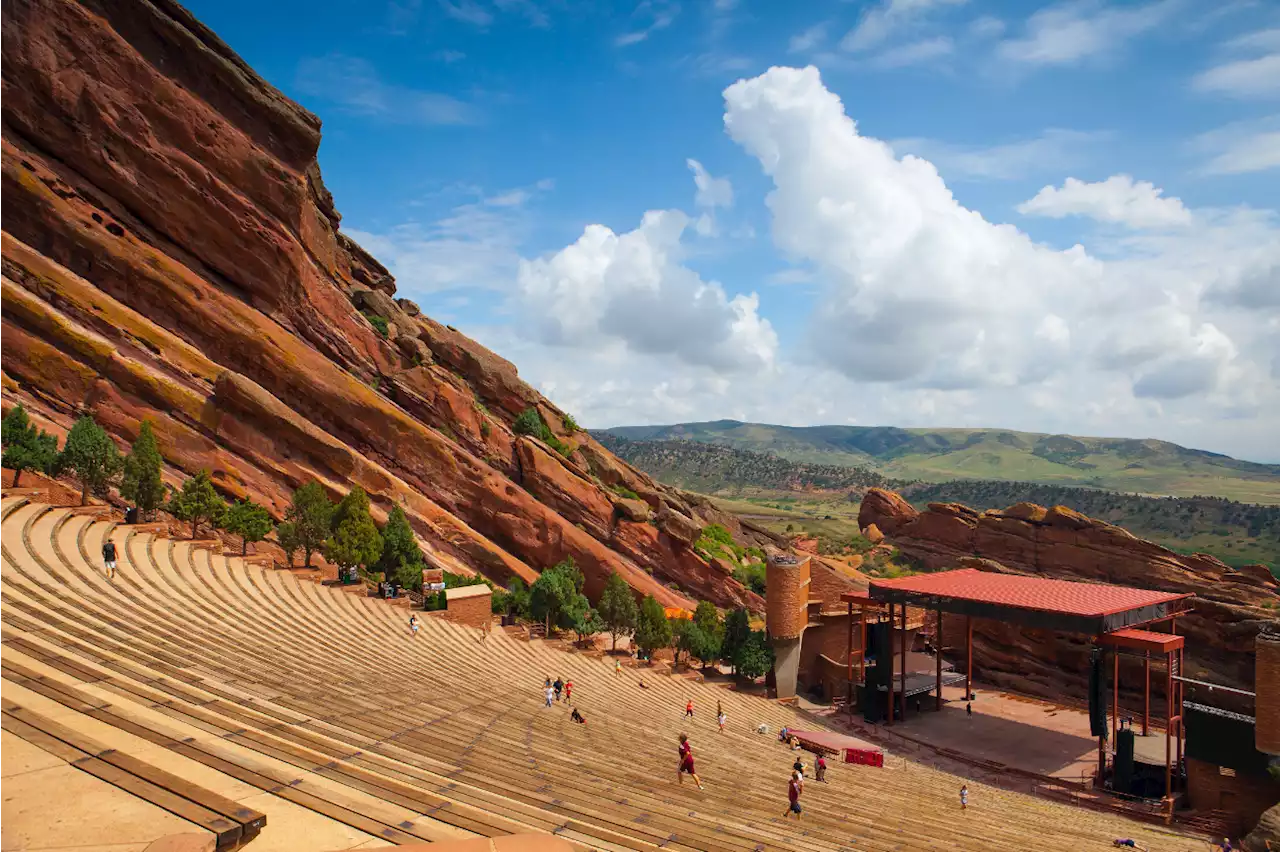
<box><xmin>1</xmin><ymin>493</ymin><xmax>1205</xmax><ymax>851</ymax></box>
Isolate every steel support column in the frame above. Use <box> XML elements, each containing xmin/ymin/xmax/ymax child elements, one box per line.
<box><xmin>1143</xmin><ymin>652</ymin><xmax>1150</xmax><ymax>736</ymax></box>
<box><xmin>847</xmin><ymin>601</ymin><xmax>854</xmax><ymax>708</ymax></box>
<box><xmin>887</xmin><ymin>602</ymin><xmax>895</xmax><ymax>726</ymax></box>
<box><xmin>935</xmin><ymin>608</ymin><xmax>943</xmax><ymax>711</ymax></box>
<box><xmin>1112</xmin><ymin>650</ymin><xmax>1119</xmax><ymax>746</ymax></box>
<box><xmin>965</xmin><ymin>615</ymin><xmax>973</xmax><ymax>701</ymax></box>
<box><xmin>900</xmin><ymin>601</ymin><xmax>908</xmax><ymax>723</ymax></box>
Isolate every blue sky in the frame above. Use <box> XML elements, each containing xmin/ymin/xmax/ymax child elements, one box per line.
<box><xmin>186</xmin><ymin>0</ymin><xmax>1280</xmax><ymax>461</ymax></box>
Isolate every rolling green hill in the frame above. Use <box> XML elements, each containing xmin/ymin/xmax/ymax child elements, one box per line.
<box><xmin>598</xmin><ymin>421</ymin><xmax>1280</xmax><ymax>504</ymax></box>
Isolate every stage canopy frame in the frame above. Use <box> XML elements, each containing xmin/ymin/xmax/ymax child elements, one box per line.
<box><xmin>842</xmin><ymin>568</ymin><xmax>1195</xmax><ymax>798</ymax></box>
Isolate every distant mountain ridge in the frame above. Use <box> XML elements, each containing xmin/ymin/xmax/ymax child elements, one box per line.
<box><xmin>596</xmin><ymin>420</ymin><xmax>1280</xmax><ymax>504</ymax></box>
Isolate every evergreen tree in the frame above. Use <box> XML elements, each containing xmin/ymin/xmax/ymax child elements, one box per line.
<box><xmin>529</xmin><ymin>558</ymin><xmax>584</xmax><ymax>635</ymax></box>
<box><xmin>224</xmin><ymin>499</ymin><xmax>273</xmax><ymax>555</ymax></box>
<box><xmin>284</xmin><ymin>482</ymin><xmax>333</xmax><ymax>567</ymax></box>
<box><xmin>634</xmin><ymin>595</ymin><xmax>672</xmax><ymax>659</ymax></box>
<box><xmin>276</xmin><ymin>521</ymin><xmax>300</xmax><ymax>567</ymax></box>
<box><xmin>597</xmin><ymin>571</ymin><xmax>640</xmax><ymax>650</ymax></box>
<box><xmin>721</xmin><ymin>607</ymin><xmax>751</xmax><ymax>672</ymax></box>
<box><xmin>570</xmin><ymin>602</ymin><xmax>603</xmax><ymax>644</ymax></box>
<box><xmin>684</xmin><ymin>601</ymin><xmax>723</xmax><ymax>668</ymax></box>
<box><xmin>325</xmin><ymin>486</ymin><xmax>383</xmax><ymax>572</ymax></box>
<box><xmin>168</xmin><ymin>470</ymin><xmax>227</xmax><ymax>538</ymax></box>
<box><xmin>376</xmin><ymin>505</ymin><xmax>423</xmax><ymax>587</ymax></box>
<box><xmin>504</xmin><ymin>576</ymin><xmax>531</xmax><ymax>619</ymax></box>
<box><xmin>57</xmin><ymin>415</ymin><xmax>122</xmax><ymax>505</ymax></box>
<box><xmin>733</xmin><ymin>630</ymin><xmax>775</xmax><ymax>681</ymax></box>
<box><xmin>120</xmin><ymin>421</ymin><xmax>166</xmax><ymax>518</ymax></box>
<box><xmin>1</xmin><ymin>404</ymin><xmax>58</xmax><ymax>487</ymax></box>
<box><xmin>1</xmin><ymin>404</ymin><xmax>32</xmax><ymax>447</ymax></box>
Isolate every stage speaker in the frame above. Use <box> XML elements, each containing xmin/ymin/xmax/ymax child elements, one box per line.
<box><xmin>867</xmin><ymin>622</ymin><xmax>892</xmax><ymax>684</ymax></box>
<box><xmin>1114</xmin><ymin>727</ymin><xmax>1136</xmax><ymax>793</ymax></box>
<box><xmin>1089</xmin><ymin>648</ymin><xmax>1108</xmax><ymax>738</ymax></box>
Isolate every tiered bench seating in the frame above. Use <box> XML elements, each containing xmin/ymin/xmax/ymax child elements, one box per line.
<box><xmin>1</xmin><ymin>494</ymin><xmax>1205</xmax><ymax>851</ymax></box>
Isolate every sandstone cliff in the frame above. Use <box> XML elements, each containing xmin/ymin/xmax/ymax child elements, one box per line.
<box><xmin>859</xmin><ymin>488</ymin><xmax>1277</xmax><ymax>710</ymax></box>
<box><xmin>0</xmin><ymin>0</ymin><xmax>764</xmax><ymax>612</ymax></box>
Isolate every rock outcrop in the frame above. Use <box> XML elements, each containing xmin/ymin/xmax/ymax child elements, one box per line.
<box><xmin>860</xmin><ymin>488</ymin><xmax>1278</xmax><ymax>709</ymax></box>
<box><xmin>0</xmin><ymin>0</ymin><xmax>762</xmax><ymax>611</ymax></box>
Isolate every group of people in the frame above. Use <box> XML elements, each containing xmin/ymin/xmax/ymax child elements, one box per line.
<box><xmin>544</xmin><ymin>675</ymin><xmax>574</xmax><ymax>706</ymax></box>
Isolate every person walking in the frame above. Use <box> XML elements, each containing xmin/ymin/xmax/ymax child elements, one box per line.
<box><xmin>564</xmin><ymin>679</ymin><xmax>573</xmax><ymax>704</ymax></box>
<box><xmin>783</xmin><ymin>771</ymin><xmax>803</xmax><ymax>820</ymax></box>
<box><xmin>102</xmin><ymin>538</ymin><xmax>118</xmax><ymax>580</ymax></box>
<box><xmin>793</xmin><ymin>756</ymin><xmax>805</xmax><ymax>781</ymax></box>
<box><xmin>959</xmin><ymin>784</ymin><xmax>968</xmax><ymax>810</ymax></box>
<box><xmin>545</xmin><ymin>684</ymin><xmax>555</xmax><ymax>708</ymax></box>
<box><xmin>815</xmin><ymin>753</ymin><xmax>827</xmax><ymax>783</ymax></box>
<box><xmin>676</xmin><ymin>734</ymin><xmax>704</xmax><ymax>790</ymax></box>
<box><xmin>614</xmin><ymin>658</ymin><xmax>623</xmax><ymax>678</ymax></box>
<box><xmin>479</xmin><ymin>617</ymin><xmax>491</xmax><ymax>643</ymax></box>
<box><xmin>966</xmin><ymin>702</ymin><xmax>973</xmax><ymax>719</ymax></box>
<box><xmin>408</xmin><ymin>614</ymin><xmax>419</xmax><ymax>637</ymax></box>
<box><xmin>554</xmin><ymin>677</ymin><xmax>564</xmax><ymax>702</ymax></box>
<box><xmin>685</xmin><ymin>699</ymin><xmax>694</xmax><ymax>719</ymax></box>
<box><xmin>717</xmin><ymin>709</ymin><xmax>727</xmax><ymax>733</ymax></box>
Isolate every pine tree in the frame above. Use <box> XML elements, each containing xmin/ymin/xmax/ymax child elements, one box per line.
<box><xmin>224</xmin><ymin>499</ymin><xmax>274</xmax><ymax>555</ymax></box>
<box><xmin>57</xmin><ymin>416</ymin><xmax>122</xmax><ymax>505</ymax></box>
<box><xmin>276</xmin><ymin>521</ymin><xmax>300</xmax><ymax>567</ymax></box>
<box><xmin>634</xmin><ymin>595</ymin><xmax>672</xmax><ymax>659</ymax></box>
<box><xmin>1</xmin><ymin>404</ymin><xmax>59</xmax><ymax>487</ymax></box>
<box><xmin>325</xmin><ymin>486</ymin><xmax>382</xmax><ymax>572</ymax></box>
<box><xmin>376</xmin><ymin>505</ymin><xmax>423</xmax><ymax>585</ymax></box>
<box><xmin>597</xmin><ymin>571</ymin><xmax>639</xmax><ymax>651</ymax></box>
<box><xmin>120</xmin><ymin>421</ymin><xmax>166</xmax><ymax>518</ymax></box>
<box><xmin>285</xmin><ymin>482</ymin><xmax>333</xmax><ymax>568</ymax></box>
<box><xmin>168</xmin><ymin>470</ymin><xmax>227</xmax><ymax>539</ymax></box>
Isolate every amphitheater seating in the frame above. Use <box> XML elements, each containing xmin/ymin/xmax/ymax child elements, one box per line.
<box><xmin>1</xmin><ymin>494</ymin><xmax>1206</xmax><ymax>851</ymax></box>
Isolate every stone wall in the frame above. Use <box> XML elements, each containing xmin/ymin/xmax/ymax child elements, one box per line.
<box><xmin>442</xmin><ymin>586</ymin><xmax>492</xmax><ymax>629</ymax></box>
<box><xmin>1186</xmin><ymin>758</ymin><xmax>1280</xmax><ymax>838</ymax></box>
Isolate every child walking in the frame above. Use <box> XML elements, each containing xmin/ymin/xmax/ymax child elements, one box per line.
<box><xmin>676</xmin><ymin>734</ymin><xmax>704</xmax><ymax>790</ymax></box>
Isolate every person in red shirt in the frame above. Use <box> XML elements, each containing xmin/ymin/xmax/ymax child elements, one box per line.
<box><xmin>676</xmin><ymin>733</ymin><xmax>704</xmax><ymax>790</ymax></box>
<box><xmin>685</xmin><ymin>699</ymin><xmax>694</xmax><ymax>718</ymax></box>
<box><xmin>565</xmin><ymin>680</ymin><xmax>573</xmax><ymax>704</ymax></box>
<box><xmin>783</xmin><ymin>770</ymin><xmax>803</xmax><ymax>820</ymax></box>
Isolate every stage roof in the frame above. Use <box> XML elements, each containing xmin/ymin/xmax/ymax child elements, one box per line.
<box><xmin>868</xmin><ymin>568</ymin><xmax>1193</xmax><ymax>635</ymax></box>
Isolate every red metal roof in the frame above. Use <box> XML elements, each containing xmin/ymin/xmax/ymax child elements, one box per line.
<box><xmin>1098</xmin><ymin>628</ymin><xmax>1185</xmax><ymax>653</ymax></box>
<box><xmin>869</xmin><ymin>568</ymin><xmax>1191</xmax><ymax>618</ymax></box>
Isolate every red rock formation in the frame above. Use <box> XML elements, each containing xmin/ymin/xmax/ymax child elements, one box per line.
<box><xmin>0</xmin><ymin>0</ymin><xmax>761</xmax><ymax>611</ymax></box>
<box><xmin>860</xmin><ymin>488</ymin><xmax>1278</xmax><ymax>708</ymax></box>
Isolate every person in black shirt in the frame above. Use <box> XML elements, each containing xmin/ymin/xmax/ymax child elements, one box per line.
<box><xmin>102</xmin><ymin>539</ymin><xmax>118</xmax><ymax>580</ymax></box>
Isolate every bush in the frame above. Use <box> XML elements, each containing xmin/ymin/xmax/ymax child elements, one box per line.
<box><xmin>610</xmin><ymin>484</ymin><xmax>641</xmax><ymax>500</ymax></box>
<box><xmin>361</xmin><ymin>311</ymin><xmax>389</xmax><ymax>338</ymax></box>
<box><xmin>562</xmin><ymin>413</ymin><xmax>580</xmax><ymax>432</ymax></box>
<box><xmin>513</xmin><ymin>407</ymin><xmax>571</xmax><ymax>457</ymax></box>
<box><xmin>732</xmin><ymin>561</ymin><xmax>767</xmax><ymax>595</ymax></box>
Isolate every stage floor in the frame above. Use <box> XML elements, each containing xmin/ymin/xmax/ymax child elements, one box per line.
<box><xmin>841</xmin><ymin>683</ymin><xmax>1179</xmax><ymax>783</ymax></box>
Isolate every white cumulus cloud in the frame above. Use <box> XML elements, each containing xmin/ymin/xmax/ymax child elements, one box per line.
<box><xmin>686</xmin><ymin>159</ymin><xmax>734</xmax><ymax>208</ymax></box>
<box><xmin>515</xmin><ymin>210</ymin><xmax>777</xmax><ymax>373</ymax></box>
<box><xmin>1017</xmin><ymin>175</ymin><xmax>1192</xmax><ymax>229</ymax></box>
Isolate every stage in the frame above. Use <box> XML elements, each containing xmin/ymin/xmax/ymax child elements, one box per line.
<box><xmin>831</xmin><ymin>682</ymin><xmax>1181</xmax><ymax>785</ymax></box>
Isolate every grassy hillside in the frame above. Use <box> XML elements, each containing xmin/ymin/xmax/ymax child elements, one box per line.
<box><xmin>599</xmin><ymin>433</ymin><xmax>1280</xmax><ymax>573</ymax></box>
<box><xmin>599</xmin><ymin>421</ymin><xmax>1280</xmax><ymax>503</ymax></box>
<box><xmin>595</xmin><ymin>434</ymin><xmax>889</xmax><ymax>493</ymax></box>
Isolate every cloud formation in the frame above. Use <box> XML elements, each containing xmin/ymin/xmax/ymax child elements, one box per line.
<box><xmin>719</xmin><ymin>65</ymin><xmax>1277</xmax><ymax>424</ymax></box>
<box><xmin>1017</xmin><ymin>175</ymin><xmax>1192</xmax><ymax>228</ymax></box>
<box><xmin>515</xmin><ymin>210</ymin><xmax>777</xmax><ymax>372</ymax></box>
<box><xmin>295</xmin><ymin>55</ymin><xmax>478</xmax><ymax>124</ymax></box>
<box><xmin>996</xmin><ymin>1</ymin><xmax>1172</xmax><ymax>67</ymax></box>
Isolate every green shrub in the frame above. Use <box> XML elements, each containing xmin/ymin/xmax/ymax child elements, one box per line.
<box><xmin>611</xmin><ymin>484</ymin><xmax>641</xmax><ymax>500</ymax></box>
<box><xmin>513</xmin><ymin>407</ymin><xmax>571</xmax><ymax>457</ymax></box>
<box><xmin>361</xmin><ymin>311</ymin><xmax>389</xmax><ymax>338</ymax></box>
<box><xmin>562</xmin><ymin>413</ymin><xmax>580</xmax><ymax>432</ymax></box>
